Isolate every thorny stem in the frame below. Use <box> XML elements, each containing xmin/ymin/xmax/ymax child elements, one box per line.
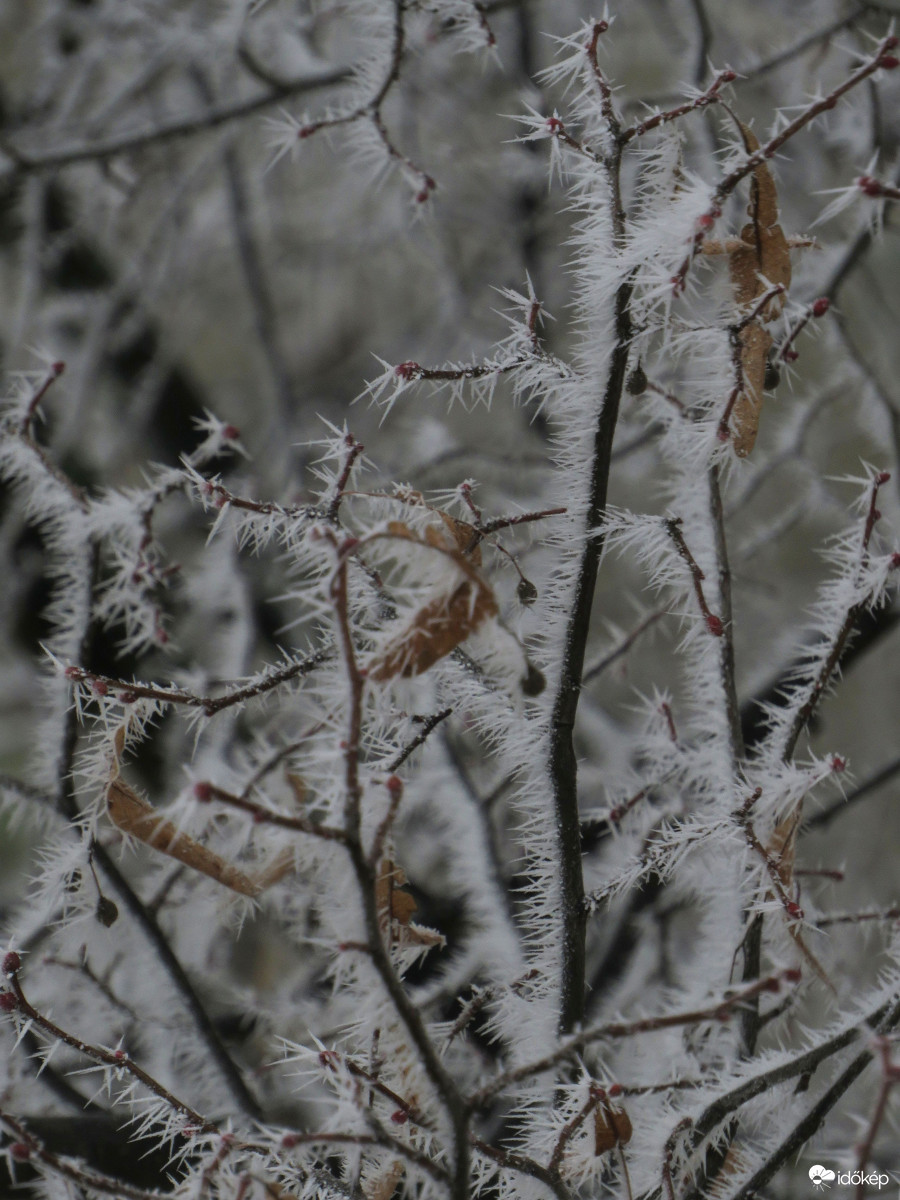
<box><xmin>1</xmin><ymin>68</ymin><xmax>350</xmax><ymax>170</ymax></box>
<box><xmin>3</xmin><ymin>966</ymin><xmax>217</xmax><ymax>1136</ymax></box>
<box><xmin>64</xmin><ymin>649</ymin><xmax>333</xmax><ymax>715</ymax></box>
<box><xmin>327</xmin><ymin>434</ymin><xmax>366</xmax><ymax>523</ymax></box>
<box><xmin>13</xmin><ymin>392</ymin><xmax>264</xmax><ymax>1124</ymax></box>
<box><xmin>805</xmin><ymin>753</ymin><xmax>900</xmax><ymax>830</ymax></box>
<box><xmin>726</xmin><ymin>1000</ymin><xmax>900</xmax><ymax>1200</ymax></box>
<box><xmin>708</xmin><ymin>467</ymin><xmax>744</xmax><ymax>764</ymax></box>
<box><xmin>664</xmin><ymin>517</ymin><xmax>725</xmax><ymax>637</ymax></box>
<box><xmin>547</xmin><ymin>25</ymin><xmax>635</xmax><ymax>1034</ymax></box>
<box><xmin>582</xmin><ymin>609</ymin><xmax>665</xmax><ymax>684</ymax></box>
<box><xmin>620</xmin><ymin>69</ymin><xmax>736</xmax><ymax>143</ymax></box>
<box><xmin>327</xmin><ymin>537</ymin><xmax>470</xmax><ymax>1200</ymax></box>
<box><xmin>659</xmin><ymin>998</ymin><xmax>900</xmax><ymax>1200</ymax></box>
<box><xmin>0</xmin><ymin>1112</ymin><xmax>164</xmax><ymax>1200</ymax></box>
<box><xmin>854</xmin><ymin>1040</ymin><xmax>900</xmax><ymax>1198</ymax></box>
<box><xmin>387</xmin><ymin>708</ymin><xmax>453</xmax><ymax>772</ymax></box>
<box><xmin>196</xmin><ymin>783</ymin><xmax>348</xmax><ymax>842</ymax></box>
<box><xmin>467</xmin><ymin>971</ymin><xmax>801</xmax><ymax>1107</ymax></box>
<box><xmin>549</xmin><ymin>270</ymin><xmax>633</xmax><ymax>1037</ymax></box>
<box><xmin>291</xmin><ymin>0</ymin><xmax>434</xmax><ymax>201</ymax></box>
<box><xmin>673</xmin><ymin>34</ymin><xmax>899</xmax><ymax>291</ymax></box>
<box><xmin>782</xmin><ymin>471</ymin><xmax>896</xmax><ymax>759</ymax></box>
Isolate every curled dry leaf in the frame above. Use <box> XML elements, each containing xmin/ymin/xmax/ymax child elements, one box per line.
<box><xmin>594</xmin><ymin>1100</ymin><xmax>633</xmax><ymax>1155</ymax></box>
<box><xmin>727</xmin><ymin>119</ymin><xmax>792</xmax><ymax>458</ymax></box>
<box><xmin>365</xmin><ymin>1160</ymin><xmax>404</xmax><ymax>1200</ymax></box>
<box><xmin>375</xmin><ymin>857</ymin><xmax>445</xmax><ymax>950</ymax></box>
<box><xmin>105</xmin><ymin>729</ymin><xmax>293</xmax><ymax>896</ymax></box>
<box><xmin>764</xmin><ymin>805</ymin><xmax>835</xmax><ymax>991</ymax></box>
<box><xmin>369</xmin><ymin>517</ymin><xmax>497</xmax><ymax>682</ymax></box>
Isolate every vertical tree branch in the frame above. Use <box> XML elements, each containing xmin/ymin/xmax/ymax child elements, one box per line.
<box><xmin>549</xmin><ymin>273</ymin><xmax>633</xmax><ymax>1035</ymax></box>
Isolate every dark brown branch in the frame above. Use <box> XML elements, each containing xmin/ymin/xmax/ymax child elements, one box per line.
<box><xmin>1</xmin><ymin>69</ymin><xmax>350</xmax><ymax>171</ymax></box>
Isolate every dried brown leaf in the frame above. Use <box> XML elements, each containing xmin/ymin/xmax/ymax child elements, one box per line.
<box><xmin>376</xmin><ymin>858</ymin><xmax>445</xmax><ymax>950</ymax></box>
<box><xmin>106</xmin><ymin>734</ymin><xmax>294</xmax><ymax>897</ymax></box>
<box><xmin>732</xmin><ymin>322</ymin><xmax>772</xmax><ymax>458</ymax></box>
<box><xmin>107</xmin><ymin>778</ymin><xmax>262</xmax><ymax>896</ymax></box>
<box><xmin>365</xmin><ymin>1160</ymin><xmax>404</xmax><ymax>1200</ymax></box>
<box><xmin>594</xmin><ymin>1103</ymin><xmax>633</xmax><ymax>1155</ymax></box>
<box><xmin>714</xmin><ymin>115</ymin><xmax>794</xmax><ymax>457</ymax></box>
<box><xmin>368</xmin><ymin>577</ymin><xmax>498</xmax><ymax>682</ymax></box>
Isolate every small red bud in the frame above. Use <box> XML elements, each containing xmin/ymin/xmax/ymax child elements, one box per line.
<box><xmin>885</xmin><ymin>35</ymin><xmax>899</xmax><ymax>50</ymax></box>
<box><xmin>716</xmin><ymin>422</ymin><xmax>731</xmax><ymax>443</ymax></box>
<box><xmin>118</xmin><ymin>690</ymin><xmax>138</xmax><ymax>703</ymax></box>
<box><xmin>203</xmin><ymin>480</ymin><xmax>215</xmax><ymax>495</ymax></box>
<box><xmin>214</xmin><ymin>494</ymin><xmax>228</xmax><ymax>509</ymax></box>
<box><xmin>762</xmin><ymin>977</ymin><xmax>781</xmax><ymax>993</ymax></box>
<box><xmin>891</xmin><ymin>552</ymin><xmax>900</xmax><ymax>569</ymax></box>
<box><xmin>91</xmin><ymin>680</ymin><xmax>109</xmax><ymax>697</ymax></box>
<box><xmin>222</xmin><ymin>424</ymin><xmax>240</xmax><ymax>441</ymax></box>
<box><xmin>297</xmin><ymin>125</ymin><xmax>315</xmax><ymax>139</ymax></box>
<box><xmin>811</xmin><ymin>297</ymin><xmax>830</xmax><ymax>318</ymax></box>
<box><xmin>64</xmin><ymin>665</ymin><xmax>80</xmax><ymax>679</ymax></box>
<box><xmin>786</xmin><ymin>901</ymin><xmax>803</xmax><ymax>920</ymax></box>
<box><xmin>671</xmin><ymin>275</ymin><xmax>685</xmax><ymax>295</ymax></box>
<box><xmin>386</xmin><ymin>775</ymin><xmax>403</xmax><ymax>798</ymax></box>
<box><xmin>193</xmin><ymin>782</ymin><xmax>213</xmax><ymax>802</ymax></box>
<box><xmin>319</xmin><ymin>1050</ymin><xmax>338</xmax><ymax>1069</ymax></box>
<box><xmin>607</xmin><ymin>1082</ymin><xmax>623</xmax><ymax>1097</ymax></box>
<box><xmin>858</xmin><ymin>175</ymin><xmax>883</xmax><ymax>197</ymax></box>
<box><xmin>830</xmin><ymin>755</ymin><xmax>847</xmax><ymax>773</ymax></box>
<box><xmin>390</xmin><ymin>1110</ymin><xmax>408</xmax><ymax>1125</ymax></box>
<box><xmin>52</xmin><ymin>361</ymin><xmax>65</xmax><ymax>377</ymax></box>
<box><xmin>0</xmin><ymin>991</ymin><xmax>18</xmax><ymax>1012</ymax></box>
<box><xmin>546</xmin><ymin>117</ymin><xmax>563</xmax><ymax>134</ymax></box>
<box><xmin>155</xmin><ymin>628</ymin><xmax>169</xmax><ymax>646</ymax></box>
<box><xmin>784</xmin><ymin>968</ymin><xmax>802</xmax><ymax>983</ymax></box>
<box><xmin>4</xmin><ymin>951</ymin><xmax>21</xmax><ymax>975</ymax></box>
<box><xmin>878</xmin><ymin>54</ymin><xmax>900</xmax><ymax>69</ymax></box>
<box><xmin>875</xmin><ymin>471</ymin><xmax>891</xmax><ymax>485</ymax></box>
<box><xmin>114</xmin><ymin>1049</ymin><xmax>126</xmax><ymax>1062</ymax></box>
<box><xmin>281</xmin><ymin>1134</ymin><xmax>299</xmax><ymax>1149</ymax></box>
<box><xmin>596</xmin><ymin>19</ymin><xmax>609</xmax><ymax>32</ymax></box>
<box><xmin>705</xmin><ymin>613</ymin><xmax>724</xmax><ymax>637</ymax></box>
<box><xmin>415</xmin><ymin>190</ymin><xmax>430</xmax><ymax>203</ymax></box>
<box><xmin>8</xmin><ymin>1143</ymin><xmax>30</xmax><ymax>1162</ymax></box>
<box><xmin>697</xmin><ymin>213</ymin><xmax>716</xmax><ymax>230</ymax></box>
<box><xmin>719</xmin><ymin>69</ymin><xmax>736</xmax><ymax>83</ymax></box>
<box><xmin>394</xmin><ymin>361</ymin><xmax>420</xmax><ymax>380</ymax></box>
<box><xmin>782</xmin><ymin>349</ymin><xmax>799</xmax><ymax>362</ymax></box>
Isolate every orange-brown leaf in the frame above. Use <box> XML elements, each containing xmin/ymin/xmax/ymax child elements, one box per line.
<box><xmin>731</xmin><ymin>322</ymin><xmax>772</xmax><ymax>458</ymax></box>
<box><xmin>729</xmin><ymin>122</ymin><xmax>791</xmax><ymax>316</ymax></box>
<box><xmin>376</xmin><ymin>858</ymin><xmax>445</xmax><ymax>950</ymax></box>
<box><xmin>594</xmin><ymin>1103</ymin><xmax>633</xmax><ymax>1155</ymax></box>
<box><xmin>107</xmin><ymin>779</ymin><xmax>263</xmax><ymax>896</ymax></box>
<box><xmin>368</xmin><ymin>578</ymin><xmax>498</xmax><ymax>682</ymax></box>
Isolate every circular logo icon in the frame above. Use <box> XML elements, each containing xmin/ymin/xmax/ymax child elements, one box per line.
<box><xmin>809</xmin><ymin>1165</ymin><xmax>836</xmax><ymax>1189</ymax></box>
